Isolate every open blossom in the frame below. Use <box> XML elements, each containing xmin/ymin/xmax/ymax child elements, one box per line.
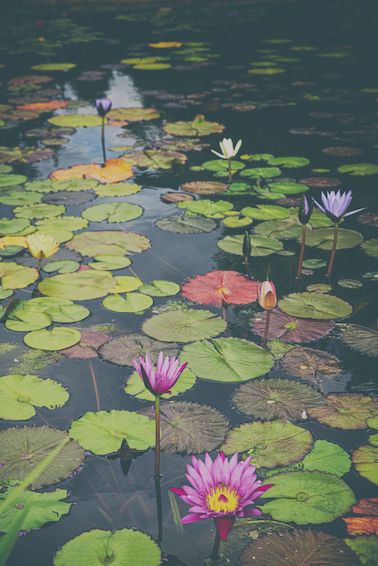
<box><xmin>25</xmin><ymin>233</ymin><xmax>59</xmax><ymax>259</ymax></box>
<box><xmin>95</xmin><ymin>98</ymin><xmax>112</xmax><ymax>117</ymax></box>
<box><xmin>132</xmin><ymin>352</ymin><xmax>187</xmax><ymax>396</ymax></box>
<box><xmin>258</xmin><ymin>280</ymin><xmax>277</xmax><ymax>311</ymax></box>
<box><xmin>314</xmin><ymin>190</ymin><xmax>364</xmax><ymax>222</ymax></box>
<box><xmin>170</xmin><ymin>452</ymin><xmax>272</xmax><ymax>541</ymax></box>
<box><xmin>211</xmin><ymin>138</ymin><xmax>242</xmax><ymax>160</ymax></box>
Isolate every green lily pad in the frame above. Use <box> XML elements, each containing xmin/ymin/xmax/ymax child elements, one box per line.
<box><xmin>221</xmin><ymin>420</ymin><xmax>313</xmax><ymax>468</ymax></box>
<box><xmin>0</xmin><ymin>190</ymin><xmax>42</xmax><ymax>206</ymax></box>
<box><xmin>305</xmin><ymin>228</ymin><xmax>363</xmax><ymax>250</ymax></box>
<box><xmin>343</xmin><ymin>325</ymin><xmax>378</xmax><ymax>358</ymax></box>
<box><xmin>14</xmin><ymin>203</ymin><xmax>65</xmax><ymax>219</ymax></box>
<box><xmin>308</xmin><ymin>394</ymin><xmax>378</xmax><ymax>430</ymax></box>
<box><xmin>345</xmin><ymin>536</ymin><xmax>378</xmax><ymax>566</ymax></box>
<box><xmin>267</xmin><ymin>156</ymin><xmax>310</xmax><ymax>168</ymax></box>
<box><xmin>201</xmin><ymin>159</ymin><xmax>245</xmax><ymax>177</ymax></box>
<box><xmin>107</xmin><ymin>107</ymin><xmax>160</xmax><ymax>122</ymax></box>
<box><xmin>39</xmin><ymin>271</ymin><xmax>115</xmax><ymax>300</ymax></box>
<box><xmin>125</xmin><ymin>367</ymin><xmax>196</xmax><ymax>402</ymax></box>
<box><xmin>180</xmin><ymin>337</ymin><xmax>273</xmax><ymax>382</ymax></box>
<box><xmin>93</xmin><ymin>183</ymin><xmax>141</xmax><ymax>197</ymax></box>
<box><xmin>0</xmin><ymin>426</ymin><xmax>85</xmax><ymax>488</ymax></box>
<box><xmin>66</xmin><ymin>230</ymin><xmax>150</xmax><ymax>257</ymax></box>
<box><xmin>338</xmin><ymin>163</ymin><xmax>378</xmax><ymax>176</ymax></box>
<box><xmin>0</xmin><ymin>263</ymin><xmax>38</xmax><ymax>290</ymax></box>
<box><xmin>142</xmin><ymin>309</ymin><xmax>226</xmax><ymax>342</ymax></box>
<box><xmin>267</xmin><ymin>181</ymin><xmax>310</xmax><ymax>195</ymax></box>
<box><xmin>69</xmin><ymin>410</ymin><xmax>154</xmax><ymax>454</ymax></box>
<box><xmin>0</xmin><ymin>374</ymin><xmax>68</xmax><ymax>420</ymax></box>
<box><xmin>0</xmin><ymin>173</ymin><xmax>27</xmax><ymax>187</ymax></box>
<box><xmin>233</xmin><ymin>378</ymin><xmax>324</xmax><ymax>420</ymax></box>
<box><xmin>240</xmin><ymin>167</ymin><xmax>281</xmax><ymax>179</ymax></box>
<box><xmin>0</xmin><ymin>487</ymin><xmax>71</xmax><ymax>533</ymax></box>
<box><xmin>301</xmin><ymin>439</ymin><xmax>351</xmax><ymax>477</ymax></box>
<box><xmin>361</xmin><ymin>239</ymin><xmax>378</xmax><ymax>258</ymax></box>
<box><xmin>302</xmin><ymin>259</ymin><xmax>327</xmax><ymax>269</ymax></box>
<box><xmin>108</xmin><ymin>276</ymin><xmax>143</xmax><ymax>293</ymax></box>
<box><xmin>338</xmin><ymin>278</ymin><xmax>363</xmax><ymax>289</ymax></box>
<box><xmin>249</xmin><ymin>67</ymin><xmax>285</xmax><ymax>75</ymax></box>
<box><xmin>260</xmin><ymin>471</ymin><xmax>356</xmax><ymax>524</ymax></box>
<box><xmin>155</xmin><ymin>213</ymin><xmax>217</xmax><ymax>233</ymax></box>
<box><xmin>43</xmin><ymin>260</ymin><xmax>80</xmax><ymax>274</ymax></box>
<box><xmin>24</xmin><ymin>327</ymin><xmax>81</xmax><ymax>351</ymax></box>
<box><xmin>0</xmin><ymin>217</ymin><xmax>31</xmax><ymax>234</ymax></box>
<box><xmin>99</xmin><ymin>333</ymin><xmax>179</xmax><ymax>367</ymax></box>
<box><xmin>163</xmin><ymin>115</ymin><xmax>224</xmax><ymax>137</ymax></box>
<box><xmin>54</xmin><ymin>529</ymin><xmax>161</xmax><ymax>566</ymax></box>
<box><xmin>139</xmin><ymin>280</ymin><xmax>180</xmax><ymax>297</ymax></box>
<box><xmin>32</xmin><ymin>63</ymin><xmax>76</xmax><ymax>71</ymax></box>
<box><xmin>49</xmin><ymin>114</ymin><xmax>102</xmax><ymax>128</ymax></box>
<box><xmin>177</xmin><ymin>199</ymin><xmax>233</xmax><ymax>219</ymax></box>
<box><xmin>25</xmin><ymin>178</ymin><xmax>98</xmax><ymax>193</ymax></box>
<box><xmin>102</xmin><ymin>292</ymin><xmax>153</xmax><ymax>314</ymax></box>
<box><xmin>5</xmin><ymin>297</ymin><xmax>89</xmax><ymax>331</ymax></box>
<box><xmin>37</xmin><ymin>216</ymin><xmax>88</xmax><ymax>232</ymax></box>
<box><xmin>353</xmin><ymin>445</ymin><xmax>378</xmax><ymax>486</ymax></box>
<box><xmin>82</xmin><ymin>202</ymin><xmax>143</xmax><ymax>223</ymax></box>
<box><xmin>279</xmin><ymin>292</ymin><xmax>352</xmax><ymax>320</ymax></box>
<box><xmin>241</xmin><ymin>204</ymin><xmax>290</xmax><ymax>220</ymax></box>
<box><xmin>217</xmin><ymin>234</ymin><xmax>283</xmax><ymax>256</ymax></box>
<box><xmin>88</xmin><ymin>255</ymin><xmax>131</xmax><ymax>271</ymax></box>
<box><xmin>125</xmin><ymin>149</ymin><xmax>187</xmax><ymax>170</ymax></box>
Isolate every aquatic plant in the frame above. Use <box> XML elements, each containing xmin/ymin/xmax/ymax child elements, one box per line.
<box><xmin>211</xmin><ymin>138</ymin><xmax>242</xmax><ymax>181</ymax></box>
<box><xmin>297</xmin><ymin>195</ymin><xmax>313</xmax><ymax>279</ymax></box>
<box><xmin>95</xmin><ymin>98</ymin><xmax>112</xmax><ymax>165</ymax></box>
<box><xmin>258</xmin><ymin>280</ymin><xmax>277</xmax><ymax>346</ymax></box>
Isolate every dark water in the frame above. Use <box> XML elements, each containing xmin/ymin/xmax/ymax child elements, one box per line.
<box><xmin>0</xmin><ymin>1</ymin><xmax>377</xmax><ymax>564</ymax></box>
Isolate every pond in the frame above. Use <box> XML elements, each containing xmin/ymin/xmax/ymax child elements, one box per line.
<box><xmin>0</xmin><ymin>0</ymin><xmax>377</xmax><ymax>565</ymax></box>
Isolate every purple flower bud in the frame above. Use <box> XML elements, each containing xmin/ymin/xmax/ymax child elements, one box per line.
<box><xmin>298</xmin><ymin>195</ymin><xmax>314</xmax><ymax>225</ymax></box>
<box><xmin>95</xmin><ymin>98</ymin><xmax>112</xmax><ymax>117</ymax></box>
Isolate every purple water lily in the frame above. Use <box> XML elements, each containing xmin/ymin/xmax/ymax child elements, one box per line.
<box><xmin>95</xmin><ymin>98</ymin><xmax>112</xmax><ymax>117</ymax></box>
<box><xmin>298</xmin><ymin>194</ymin><xmax>314</xmax><ymax>225</ymax></box>
<box><xmin>314</xmin><ymin>190</ymin><xmax>364</xmax><ymax>223</ymax></box>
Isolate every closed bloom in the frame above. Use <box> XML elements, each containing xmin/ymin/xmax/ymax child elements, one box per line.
<box><xmin>211</xmin><ymin>138</ymin><xmax>242</xmax><ymax>159</ymax></box>
<box><xmin>298</xmin><ymin>194</ymin><xmax>314</xmax><ymax>225</ymax></box>
<box><xmin>258</xmin><ymin>280</ymin><xmax>277</xmax><ymax>310</ymax></box>
<box><xmin>26</xmin><ymin>233</ymin><xmax>59</xmax><ymax>259</ymax></box>
<box><xmin>132</xmin><ymin>352</ymin><xmax>187</xmax><ymax>396</ymax></box>
<box><xmin>314</xmin><ymin>190</ymin><xmax>364</xmax><ymax>223</ymax></box>
<box><xmin>96</xmin><ymin>98</ymin><xmax>112</xmax><ymax>117</ymax></box>
<box><xmin>170</xmin><ymin>452</ymin><xmax>272</xmax><ymax>541</ymax></box>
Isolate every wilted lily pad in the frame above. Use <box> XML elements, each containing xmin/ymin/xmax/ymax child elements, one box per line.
<box><xmin>308</xmin><ymin>394</ymin><xmax>378</xmax><ymax>430</ymax></box>
<box><xmin>0</xmin><ymin>426</ymin><xmax>84</xmax><ymax>488</ymax></box>
<box><xmin>182</xmin><ymin>270</ymin><xmax>259</xmax><ymax>307</ymax></box>
<box><xmin>143</xmin><ymin>309</ymin><xmax>226</xmax><ymax>343</ymax></box>
<box><xmin>54</xmin><ymin>529</ymin><xmax>161</xmax><ymax>566</ymax></box>
<box><xmin>180</xmin><ymin>338</ymin><xmax>273</xmax><ymax>382</ymax></box>
<box><xmin>305</xmin><ymin>228</ymin><xmax>363</xmax><ymax>250</ymax></box>
<box><xmin>252</xmin><ymin>309</ymin><xmax>334</xmax><ymax>342</ymax></box>
<box><xmin>163</xmin><ymin>115</ymin><xmax>224</xmax><ymax>137</ymax></box>
<box><xmin>82</xmin><ymin>202</ymin><xmax>143</xmax><ymax>223</ymax></box>
<box><xmin>99</xmin><ymin>333</ymin><xmax>179</xmax><ymax>366</ymax></box>
<box><xmin>69</xmin><ymin>410</ymin><xmax>154</xmax><ymax>454</ymax></box>
<box><xmin>62</xmin><ymin>328</ymin><xmax>110</xmax><ymax>359</ymax></box>
<box><xmin>221</xmin><ymin>420</ymin><xmax>313</xmax><ymax>468</ymax></box>
<box><xmin>39</xmin><ymin>271</ymin><xmax>116</xmax><ymax>300</ymax></box>
<box><xmin>24</xmin><ymin>327</ymin><xmax>81</xmax><ymax>351</ymax></box>
<box><xmin>280</xmin><ymin>346</ymin><xmax>342</xmax><ymax>383</ymax></box>
<box><xmin>233</xmin><ymin>378</ymin><xmax>324</xmax><ymax>421</ymax></box>
<box><xmin>0</xmin><ymin>374</ymin><xmax>69</xmax><ymax>420</ymax></box>
<box><xmin>343</xmin><ymin>325</ymin><xmax>378</xmax><ymax>358</ymax></box>
<box><xmin>66</xmin><ymin>231</ymin><xmax>150</xmax><ymax>257</ymax></box>
<box><xmin>279</xmin><ymin>292</ymin><xmax>352</xmax><ymax>320</ymax></box>
<box><xmin>260</xmin><ymin>471</ymin><xmax>355</xmax><ymax>524</ymax></box>
<box><xmin>217</xmin><ymin>234</ymin><xmax>283</xmax><ymax>256</ymax></box>
<box><xmin>155</xmin><ymin>214</ymin><xmax>217</xmax><ymax>233</ymax></box>
<box><xmin>51</xmin><ymin>158</ymin><xmax>134</xmax><ymax>184</ymax></box>
<box><xmin>125</xmin><ymin>368</ymin><xmax>196</xmax><ymax>402</ymax></box>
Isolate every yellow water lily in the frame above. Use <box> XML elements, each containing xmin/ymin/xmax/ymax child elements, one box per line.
<box><xmin>25</xmin><ymin>233</ymin><xmax>59</xmax><ymax>259</ymax></box>
<box><xmin>0</xmin><ymin>236</ymin><xmax>27</xmax><ymax>249</ymax></box>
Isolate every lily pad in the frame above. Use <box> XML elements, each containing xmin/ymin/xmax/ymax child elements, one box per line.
<box><xmin>267</xmin><ymin>181</ymin><xmax>310</xmax><ymax>195</ymax></box>
<box><xmin>353</xmin><ymin>445</ymin><xmax>378</xmax><ymax>486</ymax></box>
<box><xmin>182</xmin><ymin>270</ymin><xmax>258</xmax><ymax>307</ymax></box>
<box><xmin>43</xmin><ymin>260</ymin><xmax>80</xmax><ymax>274</ymax></box>
<box><xmin>54</xmin><ymin>529</ymin><xmax>161</xmax><ymax>566</ymax></box>
<box><xmin>0</xmin><ymin>217</ymin><xmax>32</xmax><ymax>234</ymax></box>
<box><xmin>181</xmin><ymin>181</ymin><xmax>228</xmax><ymax>195</ymax></box>
<box><xmin>32</xmin><ymin>63</ymin><xmax>76</xmax><ymax>71</ymax></box>
<box><xmin>301</xmin><ymin>439</ymin><xmax>351</xmax><ymax>477</ymax></box>
<box><xmin>14</xmin><ymin>203</ymin><xmax>65</xmax><ymax>220</ymax></box>
<box><xmin>233</xmin><ymin>378</ymin><xmax>324</xmax><ymax>420</ymax></box>
<box><xmin>280</xmin><ymin>346</ymin><xmax>342</xmax><ymax>382</ymax></box>
<box><xmin>108</xmin><ymin>276</ymin><xmax>143</xmax><ymax>293</ymax></box>
<box><xmin>107</xmin><ymin>107</ymin><xmax>160</xmax><ymax>122</ymax></box>
<box><xmin>93</xmin><ymin>183</ymin><xmax>141</xmax><ymax>197</ymax></box>
<box><xmin>82</xmin><ymin>202</ymin><xmax>143</xmax><ymax>223</ymax></box>
<box><xmin>267</xmin><ymin>156</ymin><xmax>310</xmax><ymax>168</ymax></box>
<box><xmin>163</xmin><ymin>115</ymin><xmax>224</xmax><ymax>137</ymax></box>
<box><xmin>305</xmin><ymin>228</ymin><xmax>363</xmax><ymax>250</ymax></box>
<box><xmin>48</xmin><ymin>114</ymin><xmax>102</xmax><ymax>128</ymax></box>
<box><xmin>5</xmin><ymin>297</ymin><xmax>89</xmax><ymax>331</ymax></box>
<box><xmin>25</xmin><ymin>178</ymin><xmax>98</xmax><ymax>193</ymax></box>
<box><xmin>0</xmin><ymin>374</ymin><xmax>68</xmax><ymax>421</ymax></box>
<box><xmin>66</xmin><ymin>231</ymin><xmax>150</xmax><ymax>257</ymax></box>
<box><xmin>217</xmin><ymin>234</ymin><xmax>283</xmax><ymax>256</ymax></box>
<box><xmin>177</xmin><ymin>199</ymin><xmax>233</xmax><ymax>218</ymax></box>
<box><xmin>0</xmin><ymin>426</ymin><xmax>84</xmax><ymax>488</ymax></box>
<box><xmin>338</xmin><ymin>163</ymin><xmax>378</xmax><ymax>176</ymax></box>
<box><xmin>125</xmin><ymin>149</ymin><xmax>187</xmax><ymax>170</ymax></box>
<box><xmin>345</xmin><ymin>535</ymin><xmax>378</xmax><ymax>566</ymax></box>
<box><xmin>241</xmin><ymin>205</ymin><xmax>290</xmax><ymax>220</ymax></box>
<box><xmin>240</xmin><ymin>167</ymin><xmax>281</xmax><ymax>179</ymax></box>
<box><xmin>338</xmin><ymin>278</ymin><xmax>363</xmax><ymax>289</ymax></box>
<box><xmin>0</xmin><ymin>263</ymin><xmax>38</xmax><ymax>290</ymax></box>
<box><xmin>99</xmin><ymin>333</ymin><xmax>179</xmax><ymax>367</ymax></box>
<box><xmin>39</xmin><ymin>271</ymin><xmax>115</xmax><ymax>300</ymax></box>
<box><xmin>343</xmin><ymin>325</ymin><xmax>378</xmax><ymax>358</ymax></box>
<box><xmin>221</xmin><ymin>420</ymin><xmax>313</xmax><ymax>468</ymax></box>
<box><xmin>24</xmin><ymin>327</ymin><xmax>81</xmax><ymax>351</ymax></box>
<box><xmin>361</xmin><ymin>239</ymin><xmax>378</xmax><ymax>258</ymax></box>
<box><xmin>139</xmin><ymin>280</ymin><xmax>180</xmax><ymax>297</ymax></box>
<box><xmin>201</xmin><ymin>159</ymin><xmax>245</xmax><ymax>177</ymax></box>
<box><xmin>0</xmin><ymin>173</ymin><xmax>27</xmax><ymax>187</ymax></box>
<box><xmin>103</xmin><ymin>292</ymin><xmax>153</xmax><ymax>314</ymax></box>
<box><xmin>252</xmin><ymin>309</ymin><xmax>335</xmax><ymax>342</ymax></box>
<box><xmin>88</xmin><ymin>255</ymin><xmax>132</xmax><ymax>271</ymax></box>
<box><xmin>155</xmin><ymin>213</ymin><xmax>216</xmax><ymax>233</ymax></box>
<box><xmin>260</xmin><ymin>471</ymin><xmax>355</xmax><ymax>524</ymax></box>
<box><xmin>279</xmin><ymin>292</ymin><xmax>352</xmax><ymax>320</ymax></box>
<box><xmin>69</xmin><ymin>410</ymin><xmax>154</xmax><ymax>454</ymax></box>
<box><xmin>125</xmin><ymin>367</ymin><xmax>196</xmax><ymax>402</ymax></box>
<box><xmin>62</xmin><ymin>328</ymin><xmax>110</xmax><ymax>360</ymax></box>
<box><xmin>240</xmin><ymin>529</ymin><xmax>358</xmax><ymax>566</ymax></box>
<box><xmin>0</xmin><ymin>190</ymin><xmax>42</xmax><ymax>206</ymax></box>
<box><xmin>181</xmin><ymin>337</ymin><xmax>273</xmax><ymax>383</ymax></box>
<box><xmin>51</xmin><ymin>158</ymin><xmax>134</xmax><ymax>184</ymax></box>
<box><xmin>308</xmin><ymin>394</ymin><xmax>378</xmax><ymax>430</ymax></box>
<box><xmin>142</xmin><ymin>309</ymin><xmax>226</xmax><ymax>343</ymax></box>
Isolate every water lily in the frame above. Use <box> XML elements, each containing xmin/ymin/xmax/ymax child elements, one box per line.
<box><xmin>132</xmin><ymin>352</ymin><xmax>187</xmax><ymax>478</ymax></box>
<box><xmin>95</xmin><ymin>98</ymin><xmax>112</xmax><ymax>165</ymax></box>
<box><xmin>211</xmin><ymin>138</ymin><xmax>242</xmax><ymax>181</ymax></box>
<box><xmin>314</xmin><ymin>190</ymin><xmax>364</xmax><ymax>276</ymax></box>
<box><xmin>258</xmin><ymin>280</ymin><xmax>277</xmax><ymax>346</ymax></box>
<box><xmin>25</xmin><ymin>233</ymin><xmax>59</xmax><ymax>271</ymax></box>
<box><xmin>297</xmin><ymin>195</ymin><xmax>313</xmax><ymax>279</ymax></box>
<box><xmin>170</xmin><ymin>452</ymin><xmax>272</xmax><ymax>559</ymax></box>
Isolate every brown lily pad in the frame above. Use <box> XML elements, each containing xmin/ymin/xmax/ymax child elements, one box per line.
<box><xmin>252</xmin><ymin>309</ymin><xmax>334</xmax><ymax>343</ymax></box>
<box><xmin>280</xmin><ymin>346</ymin><xmax>342</xmax><ymax>385</ymax></box>
<box><xmin>358</xmin><ymin>212</ymin><xmax>378</xmax><ymax>228</ymax></box>
<box><xmin>299</xmin><ymin>177</ymin><xmax>341</xmax><ymax>188</ymax></box>
<box><xmin>308</xmin><ymin>394</ymin><xmax>378</xmax><ymax>430</ymax></box>
<box><xmin>160</xmin><ymin>192</ymin><xmax>194</xmax><ymax>204</ymax></box>
<box><xmin>180</xmin><ymin>181</ymin><xmax>228</xmax><ymax>195</ymax></box>
<box><xmin>62</xmin><ymin>329</ymin><xmax>111</xmax><ymax>359</ymax></box>
<box><xmin>322</xmin><ymin>146</ymin><xmax>363</xmax><ymax>156</ymax></box>
<box><xmin>342</xmin><ymin>324</ymin><xmax>378</xmax><ymax>358</ymax></box>
<box><xmin>99</xmin><ymin>333</ymin><xmax>179</xmax><ymax>366</ymax></box>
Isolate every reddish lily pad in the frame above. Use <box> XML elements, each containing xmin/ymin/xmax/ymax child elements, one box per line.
<box><xmin>280</xmin><ymin>346</ymin><xmax>342</xmax><ymax>384</ymax></box>
<box><xmin>50</xmin><ymin>158</ymin><xmax>134</xmax><ymax>184</ymax></box>
<box><xmin>182</xmin><ymin>270</ymin><xmax>259</xmax><ymax>307</ymax></box>
<box><xmin>62</xmin><ymin>329</ymin><xmax>111</xmax><ymax>359</ymax></box>
<box><xmin>252</xmin><ymin>309</ymin><xmax>335</xmax><ymax>343</ymax></box>
<box><xmin>181</xmin><ymin>181</ymin><xmax>228</xmax><ymax>195</ymax></box>
<box><xmin>343</xmin><ymin>498</ymin><xmax>378</xmax><ymax>536</ymax></box>
<box><xmin>299</xmin><ymin>177</ymin><xmax>341</xmax><ymax>188</ymax></box>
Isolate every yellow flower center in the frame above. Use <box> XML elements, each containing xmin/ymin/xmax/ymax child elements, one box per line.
<box><xmin>216</xmin><ymin>286</ymin><xmax>229</xmax><ymax>298</ymax></box>
<box><xmin>206</xmin><ymin>484</ymin><xmax>239</xmax><ymax>513</ymax></box>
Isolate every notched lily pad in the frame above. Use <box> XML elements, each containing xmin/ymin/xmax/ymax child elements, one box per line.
<box><xmin>163</xmin><ymin>114</ymin><xmax>224</xmax><ymax>137</ymax></box>
<box><xmin>252</xmin><ymin>309</ymin><xmax>335</xmax><ymax>343</ymax></box>
<box><xmin>82</xmin><ymin>202</ymin><xmax>143</xmax><ymax>223</ymax></box>
<box><xmin>343</xmin><ymin>325</ymin><xmax>378</xmax><ymax>358</ymax></box>
<box><xmin>280</xmin><ymin>346</ymin><xmax>342</xmax><ymax>384</ymax></box>
<box><xmin>142</xmin><ymin>309</ymin><xmax>226</xmax><ymax>343</ymax></box>
<box><xmin>279</xmin><ymin>292</ymin><xmax>352</xmax><ymax>320</ymax></box>
<box><xmin>24</xmin><ymin>327</ymin><xmax>81</xmax><ymax>351</ymax></box>
<box><xmin>308</xmin><ymin>394</ymin><xmax>378</xmax><ymax>430</ymax></box>
<box><xmin>125</xmin><ymin>368</ymin><xmax>196</xmax><ymax>402</ymax></box>
<box><xmin>99</xmin><ymin>333</ymin><xmax>179</xmax><ymax>367</ymax></box>
<box><xmin>217</xmin><ymin>234</ymin><xmax>283</xmax><ymax>256</ymax></box>
<box><xmin>39</xmin><ymin>270</ymin><xmax>116</xmax><ymax>300</ymax></box>
<box><xmin>155</xmin><ymin>213</ymin><xmax>216</xmax><ymax>233</ymax></box>
<box><xmin>66</xmin><ymin>231</ymin><xmax>150</xmax><ymax>257</ymax></box>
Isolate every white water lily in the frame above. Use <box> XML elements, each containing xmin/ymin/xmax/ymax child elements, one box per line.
<box><xmin>211</xmin><ymin>138</ymin><xmax>242</xmax><ymax>159</ymax></box>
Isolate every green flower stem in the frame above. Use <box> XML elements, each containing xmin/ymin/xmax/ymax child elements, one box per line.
<box><xmin>263</xmin><ymin>310</ymin><xmax>271</xmax><ymax>347</ymax></box>
<box><xmin>101</xmin><ymin>116</ymin><xmax>107</xmax><ymax>166</ymax></box>
<box><xmin>154</xmin><ymin>395</ymin><xmax>161</xmax><ymax>479</ymax></box>
<box><xmin>296</xmin><ymin>224</ymin><xmax>307</xmax><ymax>279</ymax></box>
<box><xmin>227</xmin><ymin>159</ymin><xmax>232</xmax><ymax>182</ymax></box>
<box><xmin>326</xmin><ymin>222</ymin><xmax>340</xmax><ymax>277</ymax></box>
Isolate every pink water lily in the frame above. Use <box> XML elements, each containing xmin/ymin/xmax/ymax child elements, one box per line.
<box><xmin>170</xmin><ymin>452</ymin><xmax>272</xmax><ymax>541</ymax></box>
<box><xmin>132</xmin><ymin>352</ymin><xmax>187</xmax><ymax>396</ymax></box>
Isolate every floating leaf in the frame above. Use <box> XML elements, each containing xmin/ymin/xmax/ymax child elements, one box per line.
<box><xmin>343</xmin><ymin>498</ymin><xmax>378</xmax><ymax>536</ymax></box>
<box><xmin>343</xmin><ymin>325</ymin><xmax>378</xmax><ymax>358</ymax></box>
<box><xmin>217</xmin><ymin>234</ymin><xmax>283</xmax><ymax>256</ymax></box>
<box><xmin>260</xmin><ymin>471</ymin><xmax>355</xmax><ymax>524</ymax></box>
<box><xmin>279</xmin><ymin>292</ymin><xmax>352</xmax><ymax>320</ymax></box>
<box><xmin>93</xmin><ymin>183</ymin><xmax>140</xmax><ymax>197</ymax></box>
<box><xmin>43</xmin><ymin>190</ymin><xmax>95</xmax><ymax>206</ymax></box>
<box><xmin>5</xmin><ymin>297</ymin><xmax>89</xmax><ymax>331</ymax></box>
<box><xmin>139</xmin><ymin>280</ymin><xmax>180</xmax><ymax>297</ymax></box>
<box><xmin>201</xmin><ymin>159</ymin><xmax>245</xmax><ymax>177</ymax></box>
<box><xmin>353</xmin><ymin>445</ymin><xmax>378</xmax><ymax>486</ymax></box>
<box><xmin>69</xmin><ymin>410</ymin><xmax>154</xmax><ymax>454</ymax></box>
<box><xmin>51</xmin><ymin>158</ymin><xmax>134</xmax><ymax>184</ymax></box>
<box><xmin>338</xmin><ymin>278</ymin><xmax>363</xmax><ymax>289</ymax></box>
<box><xmin>14</xmin><ymin>203</ymin><xmax>65</xmax><ymax>219</ymax></box>
<box><xmin>233</xmin><ymin>378</ymin><xmax>324</xmax><ymax>420</ymax></box>
<box><xmin>39</xmin><ymin>271</ymin><xmax>115</xmax><ymax>300</ymax></box>
<box><xmin>66</xmin><ymin>231</ymin><xmax>150</xmax><ymax>257</ymax></box>
<box><xmin>25</xmin><ymin>178</ymin><xmax>98</xmax><ymax>193</ymax></box>
<box><xmin>125</xmin><ymin>149</ymin><xmax>187</xmax><ymax>170</ymax></box>
<box><xmin>0</xmin><ymin>263</ymin><xmax>38</xmax><ymax>290</ymax></box>
<box><xmin>155</xmin><ymin>213</ymin><xmax>216</xmax><ymax>233</ymax></box>
<box><xmin>142</xmin><ymin>309</ymin><xmax>226</xmax><ymax>343</ymax></box>
<box><xmin>125</xmin><ymin>367</ymin><xmax>196</xmax><ymax>401</ymax></box>
<box><xmin>62</xmin><ymin>328</ymin><xmax>110</xmax><ymax>359</ymax></box>
<box><xmin>240</xmin><ymin>529</ymin><xmax>358</xmax><ymax>566</ymax></box>
<box><xmin>0</xmin><ymin>217</ymin><xmax>31</xmax><ymax>235</ymax></box>
<box><xmin>267</xmin><ymin>181</ymin><xmax>310</xmax><ymax>195</ymax></box>
<box><xmin>345</xmin><ymin>536</ymin><xmax>378</xmax><ymax>566</ymax></box>
<box><xmin>252</xmin><ymin>309</ymin><xmax>335</xmax><ymax>342</ymax></box>
<box><xmin>99</xmin><ymin>333</ymin><xmax>179</xmax><ymax>366</ymax></box>
<box><xmin>32</xmin><ymin>63</ymin><xmax>76</xmax><ymax>71</ymax></box>
<box><xmin>338</xmin><ymin>163</ymin><xmax>378</xmax><ymax>176</ymax></box>
<box><xmin>308</xmin><ymin>394</ymin><xmax>378</xmax><ymax>430</ymax></box>
<box><xmin>0</xmin><ymin>374</ymin><xmax>68</xmax><ymax>420</ymax></box>
<box><xmin>240</xmin><ymin>167</ymin><xmax>281</xmax><ymax>179</ymax></box>
<box><xmin>163</xmin><ymin>115</ymin><xmax>224</xmax><ymax>137</ymax></box>
<box><xmin>16</xmin><ymin>101</ymin><xmax>68</xmax><ymax>112</ymax></box>
<box><xmin>24</xmin><ymin>327</ymin><xmax>81</xmax><ymax>351</ymax></box>
<box><xmin>82</xmin><ymin>202</ymin><xmax>143</xmax><ymax>223</ymax></box>
<box><xmin>181</xmin><ymin>181</ymin><xmax>228</xmax><ymax>195</ymax></box>
<box><xmin>43</xmin><ymin>260</ymin><xmax>80</xmax><ymax>274</ymax></box>
<box><xmin>0</xmin><ymin>173</ymin><xmax>27</xmax><ymax>187</ymax></box>
<box><xmin>301</xmin><ymin>439</ymin><xmax>351</xmax><ymax>477</ymax></box>
<box><xmin>0</xmin><ymin>426</ymin><xmax>84</xmax><ymax>488</ymax></box>
<box><xmin>88</xmin><ymin>255</ymin><xmax>131</xmax><ymax>271</ymax></box>
<box><xmin>107</xmin><ymin>107</ymin><xmax>160</xmax><ymax>122</ymax></box>
<box><xmin>103</xmin><ymin>292</ymin><xmax>153</xmax><ymax>314</ymax></box>
<box><xmin>361</xmin><ymin>239</ymin><xmax>378</xmax><ymax>258</ymax></box>
<box><xmin>182</xmin><ymin>270</ymin><xmax>259</xmax><ymax>307</ymax></box>
<box><xmin>54</xmin><ymin>529</ymin><xmax>161</xmax><ymax>566</ymax></box>
<box><xmin>241</xmin><ymin>205</ymin><xmax>290</xmax><ymax>220</ymax></box>
<box><xmin>267</xmin><ymin>156</ymin><xmax>310</xmax><ymax>168</ymax></box>
<box><xmin>305</xmin><ymin>228</ymin><xmax>363</xmax><ymax>250</ymax></box>
<box><xmin>48</xmin><ymin>114</ymin><xmax>102</xmax><ymax>128</ymax></box>
<box><xmin>280</xmin><ymin>346</ymin><xmax>342</xmax><ymax>383</ymax></box>
<box><xmin>221</xmin><ymin>420</ymin><xmax>313</xmax><ymax>468</ymax></box>
<box><xmin>177</xmin><ymin>199</ymin><xmax>233</xmax><ymax>218</ymax></box>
